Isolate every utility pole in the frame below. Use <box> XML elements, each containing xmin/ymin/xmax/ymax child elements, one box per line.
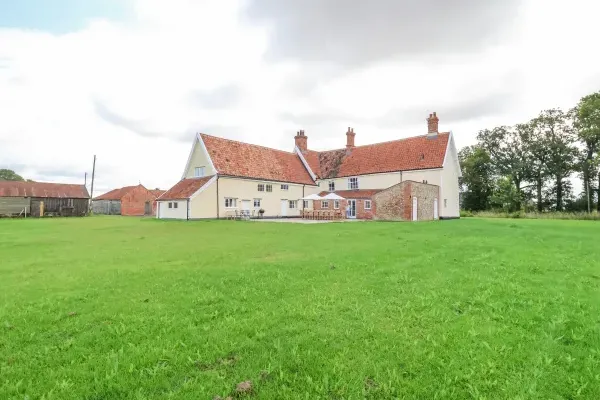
<box><xmin>84</xmin><ymin>172</ymin><xmax>87</xmax><ymax>187</ymax></box>
<box><xmin>89</xmin><ymin>155</ymin><xmax>96</xmax><ymax>213</ymax></box>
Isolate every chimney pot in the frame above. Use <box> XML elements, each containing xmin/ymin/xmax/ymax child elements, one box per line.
<box><xmin>427</xmin><ymin>111</ymin><xmax>439</xmax><ymax>136</ymax></box>
<box><xmin>346</xmin><ymin>126</ymin><xmax>356</xmax><ymax>151</ymax></box>
<box><xmin>294</xmin><ymin>129</ymin><xmax>308</xmax><ymax>152</ymax></box>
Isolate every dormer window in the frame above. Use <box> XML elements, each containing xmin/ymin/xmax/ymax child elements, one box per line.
<box><xmin>347</xmin><ymin>177</ymin><xmax>359</xmax><ymax>190</ymax></box>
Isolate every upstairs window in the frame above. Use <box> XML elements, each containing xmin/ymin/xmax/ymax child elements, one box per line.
<box><xmin>328</xmin><ymin>181</ymin><xmax>335</xmax><ymax>192</ymax></box>
<box><xmin>266</xmin><ymin>184</ymin><xmax>273</xmax><ymax>192</ymax></box>
<box><xmin>194</xmin><ymin>166</ymin><xmax>205</xmax><ymax>177</ymax></box>
<box><xmin>348</xmin><ymin>177</ymin><xmax>359</xmax><ymax>190</ymax></box>
<box><xmin>281</xmin><ymin>184</ymin><xmax>289</xmax><ymax>191</ymax></box>
<box><xmin>258</xmin><ymin>184</ymin><xmax>265</xmax><ymax>192</ymax></box>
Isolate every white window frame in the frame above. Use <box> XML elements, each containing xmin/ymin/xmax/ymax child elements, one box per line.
<box><xmin>348</xmin><ymin>177</ymin><xmax>359</xmax><ymax>190</ymax></box>
<box><xmin>281</xmin><ymin>184</ymin><xmax>289</xmax><ymax>191</ymax></box>
<box><xmin>225</xmin><ymin>198</ymin><xmax>237</xmax><ymax>208</ymax></box>
<box><xmin>328</xmin><ymin>181</ymin><xmax>335</xmax><ymax>192</ymax></box>
<box><xmin>364</xmin><ymin>200</ymin><xmax>372</xmax><ymax>210</ymax></box>
<box><xmin>444</xmin><ymin>199</ymin><xmax>448</xmax><ymax>208</ymax></box>
<box><xmin>173</xmin><ymin>202</ymin><xmax>178</xmax><ymax>209</ymax></box>
<box><xmin>194</xmin><ymin>166</ymin><xmax>205</xmax><ymax>178</ymax></box>
<box><xmin>321</xmin><ymin>200</ymin><xmax>329</xmax><ymax>208</ymax></box>
<box><xmin>266</xmin><ymin>184</ymin><xmax>273</xmax><ymax>192</ymax></box>
<box><xmin>334</xmin><ymin>200</ymin><xmax>340</xmax><ymax>209</ymax></box>
<box><xmin>168</xmin><ymin>202</ymin><xmax>173</xmax><ymax>209</ymax></box>
<box><xmin>257</xmin><ymin>184</ymin><xmax>265</xmax><ymax>192</ymax></box>
<box><xmin>289</xmin><ymin>200</ymin><xmax>297</xmax><ymax>209</ymax></box>
<box><xmin>253</xmin><ymin>199</ymin><xmax>261</xmax><ymax>208</ymax></box>
<box><xmin>303</xmin><ymin>200</ymin><xmax>309</xmax><ymax>209</ymax></box>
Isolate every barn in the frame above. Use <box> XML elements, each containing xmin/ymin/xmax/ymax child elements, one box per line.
<box><xmin>0</xmin><ymin>181</ymin><xmax>90</xmax><ymax>217</ymax></box>
<box><xmin>92</xmin><ymin>184</ymin><xmax>164</xmax><ymax>216</ymax></box>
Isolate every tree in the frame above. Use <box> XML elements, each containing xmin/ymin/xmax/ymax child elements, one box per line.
<box><xmin>532</xmin><ymin>109</ymin><xmax>577</xmax><ymax>211</ymax></box>
<box><xmin>573</xmin><ymin>92</ymin><xmax>600</xmax><ymax>211</ymax></box>
<box><xmin>491</xmin><ymin>176</ymin><xmax>521</xmax><ymax>212</ymax></box>
<box><xmin>477</xmin><ymin>126</ymin><xmax>531</xmax><ymax>210</ymax></box>
<box><xmin>0</xmin><ymin>169</ymin><xmax>24</xmax><ymax>181</ymax></box>
<box><xmin>521</xmin><ymin>121</ymin><xmax>550</xmax><ymax>212</ymax></box>
<box><xmin>458</xmin><ymin>145</ymin><xmax>494</xmax><ymax>211</ymax></box>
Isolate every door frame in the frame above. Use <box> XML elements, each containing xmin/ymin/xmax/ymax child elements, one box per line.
<box><xmin>347</xmin><ymin>199</ymin><xmax>357</xmax><ymax>219</ymax></box>
<box><xmin>433</xmin><ymin>198</ymin><xmax>439</xmax><ymax>220</ymax></box>
<box><xmin>412</xmin><ymin>196</ymin><xmax>418</xmax><ymax>221</ymax></box>
<box><xmin>280</xmin><ymin>199</ymin><xmax>288</xmax><ymax>217</ymax></box>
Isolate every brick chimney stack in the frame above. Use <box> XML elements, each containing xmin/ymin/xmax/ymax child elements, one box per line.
<box><xmin>294</xmin><ymin>130</ymin><xmax>308</xmax><ymax>152</ymax></box>
<box><xmin>346</xmin><ymin>127</ymin><xmax>356</xmax><ymax>149</ymax></box>
<box><xmin>427</xmin><ymin>112</ymin><xmax>439</xmax><ymax>137</ymax></box>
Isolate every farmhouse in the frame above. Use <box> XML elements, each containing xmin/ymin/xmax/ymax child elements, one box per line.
<box><xmin>0</xmin><ymin>181</ymin><xmax>89</xmax><ymax>217</ymax></box>
<box><xmin>92</xmin><ymin>184</ymin><xmax>164</xmax><ymax>216</ymax></box>
<box><xmin>157</xmin><ymin>112</ymin><xmax>461</xmax><ymax>220</ymax></box>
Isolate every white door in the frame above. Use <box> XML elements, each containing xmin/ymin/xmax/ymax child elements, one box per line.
<box><xmin>280</xmin><ymin>200</ymin><xmax>287</xmax><ymax>216</ymax></box>
<box><xmin>434</xmin><ymin>198</ymin><xmax>438</xmax><ymax>220</ymax></box>
<box><xmin>412</xmin><ymin>197</ymin><xmax>418</xmax><ymax>221</ymax></box>
<box><xmin>347</xmin><ymin>200</ymin><xmax>356</xmax><ymax>218</ymax></box>
<box><xmin>242</xmin><ymin>200</ymin><xmax>251</xmax><ymax>212</ymax></box>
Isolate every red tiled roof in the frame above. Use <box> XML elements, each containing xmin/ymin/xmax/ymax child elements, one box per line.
<box><xmin>201</xmin><ymin>134</ymin><xmax>315</xmax><ymax>185</ymax></box>
<box><xmin>319</xmin><ymin>189</ymin><xmax>381</xmax><ymax>199</ymax></box>
<box><xmin>0</xmin><ymin>181</ymin><xmax>89</xmax><ymax>198</ymax></box>
<box><xmin>305</xmin><ymin>133</ymin><xmax>450</xmax><ymax>178</ymax></box>
<box><xmin>94</xmin><ymin>186</ymin><xmax>137</xmax><ymax>201</ymax></box>
<box><xmin>159</xmin><ymin>176</ymin><xmax>214</xmax><ymax>200</ymax></box>
<box><xmin>149</xmin><ymin>189</ymin><xmax>165</xmax><ymax>199</ymax></box>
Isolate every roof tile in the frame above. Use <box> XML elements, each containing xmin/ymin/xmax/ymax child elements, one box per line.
<box><xmin>159</xmin><ymin>176</ymin><xmax>214</xmax><ymax>200</ymax></box>
<box><xmin>0</xmin><ymin>181</ymin><xmax>89</xmax><ymax>198</ymax></box>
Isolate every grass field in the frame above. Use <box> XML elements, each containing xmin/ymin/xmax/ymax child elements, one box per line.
<box><xmin>1</xmin><ymin>217</ymin><xmax>599</xmax><ymax>399</ymax></box>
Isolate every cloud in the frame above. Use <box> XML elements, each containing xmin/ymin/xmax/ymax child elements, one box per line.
<box><xmin>244</xmin><ymin>0</ymin><xmax>520</xmax><ymax>66</ymax></box>
<box><xmin>187</xmin><ymin>84</ymin><xmax>242</xmax><ymax>110</ymax></box>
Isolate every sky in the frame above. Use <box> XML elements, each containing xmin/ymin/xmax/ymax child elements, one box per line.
<box><xmin>1</xmin><ymin>0</ymin><xmax>599</xmax><ymax>196</ymax></box>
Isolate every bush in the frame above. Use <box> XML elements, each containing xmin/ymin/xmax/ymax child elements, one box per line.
<box><xmin>471</xmin><ymin>211</ymin><xmax>600</xmax><ymax>220</ymax></box>
<box><xmin>460</xmin><ymin>210</ymin><xmax>474</xmax><ymax>217</ymax></box>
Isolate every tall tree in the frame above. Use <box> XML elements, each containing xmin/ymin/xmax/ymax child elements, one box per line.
<box><xmin>0</xmin><ymin>169</ymin><xmax>24</xmax><ymax>181</ymax></box>
<box><xmin>521</xmin><ymin>121</ymin><xmax>550</xmax><ymax>212</ymax></box>
<box><xmin>458</xmin><ymin>145</ymin><xmax>494</xmax><ymax>211</ymax></box>
<box><xmin>477</xmin><ymin>126</ymin><xmax>531</xmax><ymax>210</ymax></box>
<box><xmin>532</xmin><ymin>109</ymin><xmax>577</xmax><ymax>211</ymax></box>
<box><xmin>491</xmin><ymin>176</ymin><xmax>521</xmax><ymax>212</ymax></box>
<box><xmin>573</xmin><ymin>92</ymin><xmax>600</xmax><ymax>211</ymax></box>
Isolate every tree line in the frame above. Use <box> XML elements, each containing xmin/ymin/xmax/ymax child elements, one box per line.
<box><xmin>460</xmin><ymin>91</ymin><xmax>600</xmax><ymax>213</ymax></box>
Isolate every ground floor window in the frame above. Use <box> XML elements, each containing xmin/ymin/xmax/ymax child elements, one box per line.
<box><xmin>289</xmin><ymin>200</ymin><xmax>297</xmax><ymax>209</ymax></box>
<box><xmin>334</xmin><ymin>200</ymin><xmax>340</xmax><ymax>209</ymax></box>
<box><xmin>253</xmin><ymin>199</ymin><xmax>261</xmax><ymax>208</ymax></box>
<box><xmin>444</xmin><ymin>199</ymin><xmax>447</xmax><ymax>208</ymax></box>
<box><xmin>303</xmin><ymin>200</ymin><xmax>309</xmax><ymax>208</ymax></box>
<box><xmin>225</xmin><ymin>198</ymin><xmax>237</xmax><ymax>208</ymax></box>
<box><xmin>364</xmin><ymin>200</ymin><xmax>372</xmax><ymax>210</ymax></box>
<box><xmin>168</xmin><ymin>202</ymin><xmax>178</xmax><ymax>209</ymax></box>
<box><xmin>321</xmin><ymin>200</ymin><xmax>329</xmax><ymax>208</ymax></box>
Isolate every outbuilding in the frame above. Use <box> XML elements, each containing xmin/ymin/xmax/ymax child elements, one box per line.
<box><xmin>92</xmin><ymin>184</ymin><xmax>164</xmax><ymax>216</ymax></box>
<box><xmin>0</xmin><ymin>181</ymin><xmax>89</xmax><ymax>217</ymax></box>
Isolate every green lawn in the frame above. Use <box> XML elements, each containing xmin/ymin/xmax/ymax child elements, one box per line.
<box><xmin>1</xmin><ymin>217</ymin><xmax>599</xmax><ymax>399</ymax></box>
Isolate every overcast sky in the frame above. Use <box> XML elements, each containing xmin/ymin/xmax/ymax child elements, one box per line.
<box><xmin>1</xmin><ymin>0</ymin><xmax>599</xmax><ymax>195</ymax></box>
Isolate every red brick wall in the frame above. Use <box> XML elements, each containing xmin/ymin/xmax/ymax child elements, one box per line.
<box><xmin>120</xmin><ymin>185</ymin><xmax>160</xmax><ymax>216</ymax></box>
<box><xmin>312</xmin><ymin>198</ymin><xmax>375</xmax><ymax>219</ymax></box>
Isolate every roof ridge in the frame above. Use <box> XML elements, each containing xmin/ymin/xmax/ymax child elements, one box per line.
<box><xmin>309</xmin><ymin>132</ymin><xmax>450</xmax><ymax>154</ymax></box>
<box><xmin>200</xmin><ymin>133</ymin><xmax>296</xmax><ymax>156</ymax></box>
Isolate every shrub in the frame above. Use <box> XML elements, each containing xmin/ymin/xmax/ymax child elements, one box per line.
<box><xmin>460</xmin><ymin>210</ymin><xmax>474</xmax><ymax>217</ymax></box>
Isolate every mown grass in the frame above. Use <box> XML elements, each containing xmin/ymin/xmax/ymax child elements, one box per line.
<box><xmin>1</xmin><ymin>217</ymin><xmax>599</xmax><ymax>399</ymax></box>
<box><xmin>463</xmin><ymin>210</ymin><xmax>600</xmax><ymax>220</ymax></box>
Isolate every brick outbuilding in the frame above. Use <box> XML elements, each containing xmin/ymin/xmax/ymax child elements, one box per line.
<box><xmin>92</xmin><ymin>184</ymin><xmax>164</xmax><ymax>216</ymax></box>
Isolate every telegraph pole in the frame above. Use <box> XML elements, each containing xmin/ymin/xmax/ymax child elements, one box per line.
<box><xmin>89</xmin><ymin>155</ymin><xmax>96</xmax><ymax>213</ymax></box>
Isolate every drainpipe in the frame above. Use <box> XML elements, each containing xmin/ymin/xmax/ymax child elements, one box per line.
<box><xmin>216</xmin><ymin>176</ymin><xmax>220</xmax><ymax>219</ymax></box>
<box><xmin>186</xmin><ymin>199</ymin><xmax>190</xmax><ymax>220</ymax></box>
